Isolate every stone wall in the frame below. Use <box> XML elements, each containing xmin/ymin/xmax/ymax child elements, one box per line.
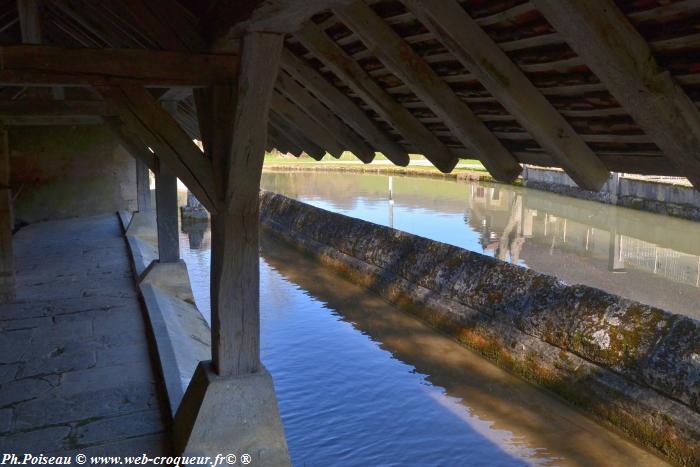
<box><xmin>260</xmin><ymin>191</ymin><xmax>700</xmax><ymax>465</ymax></box>
<box><xmin>9</xmin><ymin>125</ymin><xmax>137</xmax><ymax>226</ymax></box>
<box><xmin>524</xmin><ymin>166</ymin><xmax>700</xmax><ymax>221</ymax></box>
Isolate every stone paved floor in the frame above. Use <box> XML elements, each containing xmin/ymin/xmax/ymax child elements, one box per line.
<box><xmin>0</xmin><ymin>214</ymin><xmax>170</xmax><ymax>456</ymax></box>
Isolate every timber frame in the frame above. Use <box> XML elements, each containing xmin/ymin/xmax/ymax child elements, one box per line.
<box><xmin>0</xmin><ymin>0</ymin><xmax>696</xmax><ymax>188</ymax></box>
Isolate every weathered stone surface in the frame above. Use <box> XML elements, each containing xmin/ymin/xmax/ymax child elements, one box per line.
<box><xmin>73</xmin><ymin>409</ymin><xmax>165</xmax><ymax>446</ymax></box>
<box><xmin>642</xmin><ymin>316</ymin><xmax>700</xmax><ymax>412</ymax></box>
<box><xmin>0</xmin><ymin>214</ymin><xmax>168</xmax><ymax>455</ymax></box>
<box><xmin>0</xmin><ymin>425</ymin><xmax>72</xmax><ymax>454</ymax></box>
<box><xmin>260</xmin><ymin>191</ymin><xmax>700</xmax><ymax>464</ymax></box>
<box><xmin>0</xmin><ymin>408</ymin><xmax>12</xmax><ymax>433</ymax></box>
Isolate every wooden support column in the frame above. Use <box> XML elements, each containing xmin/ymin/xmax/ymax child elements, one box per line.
<box><xmin>136</xmin><ymin>158</ymin><xmax>151</xmax><ymax>212</ymax></box>
<box><xmin>208</xmin><ymin>32</ymin><xmax>284</xmax><ymax>377</ymax></box>
<box><xmin>0</xmin><ymin>128</ymin><xmax>14</xmax><ymax>303</ymax></box>
<box><xmin>155</xmin><ymin>162</ymin><xmax>179</xmax><ymax>263</ymax></box>
<box><xmin>532</xmin><ymin>0</ymin><xmax>700</xmax><ymax>189</ymax></box>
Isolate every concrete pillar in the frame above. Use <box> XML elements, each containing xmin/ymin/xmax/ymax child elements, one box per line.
<box><xmin>136</xmin><ymin>158</ymin><xmax>151</xmax><ymax>211</ymax></box>
<box><xmin>155</xmin><ymin>164</ymin><xmax>179</xmax><ymax>263</ymax></box>
<box><xmin>0</xmin><ymin>129</ymin><xmax>14</xmax><ymax>303</ymax></box>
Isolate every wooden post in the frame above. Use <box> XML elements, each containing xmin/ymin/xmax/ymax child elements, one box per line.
<box><xmin>0</xmin><ymin>128</ymin><xmax>15</xmax><ymax>303</ymax></box>
<box><xmin>155</xmin><ymin>162</ymin><xmax>179</xmax><ymax>263</ymax></box>
<box><xmin>136</xmin><ymin>158</ymin><xmax>151</xmax><ymax>211</ymax></box>
<box><xmin>208</xmin><ymin>32</ymin><xmax>284</xmax><ymax>377</ymax></box>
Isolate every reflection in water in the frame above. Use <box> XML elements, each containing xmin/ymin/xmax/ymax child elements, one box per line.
<box><xmin>262</xmin><ymin>171</ymin><xmax>700</xmax><ymax>319</ymax></box>
<box><xmin>178</xmin><ymin>219</ymin><xmax>666</xmax><ymax>466</ymax></box>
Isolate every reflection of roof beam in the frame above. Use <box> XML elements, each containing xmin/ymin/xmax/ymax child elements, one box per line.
<box><xmin>404</xmin><ymin>0</ymin><xmax>608</xmax><ymax>191</ymax></box>
<box><xmin>280</xmin><ymin>48</ymin><xmax>408</xmax><ymax>166</ymax></box>
<box><xmin>276</xmin><ymin>70</ymin><xmax>374</xmax><ymax>163</ymax></box>
<box><xmin>0</xmin><ymin>45</ymin><xmax>238</xmax><ymax>87</ymax></box>
<box><xmin>533</xmin><ymin>0</ymin><xmax>700</xmax><ymax>190</ymax></box>
<box><xmin>271</xmin><ymin>91</ymin><xmax>344</xmax><ymax>157</ymax></box>
<box><xmin>335</xmin><ymin>1</ymin><xmax>522</xmax><ymax>183</ymax></box>
<box><xmin>295</xmin><ymin>22</ymin><xmax>457</xmax><ymax>172</ymax></box>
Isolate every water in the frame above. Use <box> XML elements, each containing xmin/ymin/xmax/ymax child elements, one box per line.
<box><xmin>261</xmin><ymin>171</ymin><xmax>700</xmax><ymax>319</ymax></box>
<box><xmin>178</xmin><ymin>172</ymin><xmax>671</xmax><ymax>465</ymax></box>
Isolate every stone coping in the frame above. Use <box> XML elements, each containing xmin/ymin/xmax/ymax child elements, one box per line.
<box><xmin>260</xmin><ymin>191</ymin><xmax>700</xmax><ymax>465</ymax></box>
<box><xmin>119</xmin><ymin>211</ymin><xmax>211</xmax><ymax>417</ymax></box>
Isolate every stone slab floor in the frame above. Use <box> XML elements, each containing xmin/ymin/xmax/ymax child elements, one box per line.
<box><xmin>0</xmin><ymin>214</ymin><xmax>171</xmax><ymax>456</ymax></box>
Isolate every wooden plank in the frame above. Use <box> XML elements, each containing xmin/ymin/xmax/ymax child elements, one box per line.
<box><xmin>271</xmin><ymin>91</ymin><xmax>344</xmax><ymax>158</ymax></box>
<box><xmin>98</xmin><ymin>85</ymin><xmax>218</xmax><ymax>212</ymax></box>
<box><xmin>294</xmin><ymin>23</ymin><xmax>458</xmax><ymax>172</ymax></box>
<box><xmin>210</xmin><ymin>32</ymin><xmax>284</xmax><ymax>377</ymax></box>
<box><xmin>280</xmin><ymin>48</ymin><xmax>408</xmax><ymax>165</ymax></box>
<box><xmin>0</xmin><ymin>45</ymin><xmax>238</xmax><ymax>87</ymax></box>
<box><xmin>276</xmin><ymin>70</ymin><xmax>374</xmax><ymax>163</ymax></box>
<box><xmin>403</xmin><ymin>0</ymin><xmax>608</xmax><ymax>189</ymax></box>
<box><xmin>533</xmin><ymin>0</ymin><xmax>700</xmax><ymax>188</ymax></box>
<box><xmin>335</xmin><ymin>1</ymin><xmax>521</xmax><ymax>181</ymax></box>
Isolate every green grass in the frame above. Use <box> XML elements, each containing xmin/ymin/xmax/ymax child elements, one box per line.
<box><xmin>264</xmin><ymin>151</ymin><xmax>485</xmax><ymax>170</ymax></box>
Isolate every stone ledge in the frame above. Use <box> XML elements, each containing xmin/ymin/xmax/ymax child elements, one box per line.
<box><xmin>260</xmin><ymin>190</ymin><xmax>700</xmax><ymax>465</ymax></box>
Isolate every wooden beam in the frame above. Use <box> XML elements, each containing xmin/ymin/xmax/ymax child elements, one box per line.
<box><xmin>210</xmin><ymin>32</ymin><xmax>284</xmax><ymax>377</ymax></box>
<box><xmin>118</xmin><ymin>0</ymin><xmax>206</xmax><ymax>51</ymax></box>
<box><xmin>533</xmin><ymin>0</ymin><xmax>700</xmax><ymax>188</ymax></box>
<box><xmin>295</xmin><ymin>23</ymin><xmax>459</xmax><ymax>172</ymax></box>
<box><xmin>280</xmin><ymin>48</ymin><xmax>408</xmax><ymax>166</ymax></box>
<box><xmin>0</xmin><ymin>45</ymin><xmax>238</xmax><ymax>87</ymax></box>
<box><xmin>17</xmin><ymin>0</ymin><xmax>61</xmax><ymax>99</ymax></box>
<box><xmin>271</xmin><ymin>91</ymin><xmax>344</xmax><ymax>157</ymax></box>
<box><xmin>204</xmin><ymin>0</ymin><xmax>355</xmax><ymax>41</ymax></box>
<box><xmin>0</xmin><ymin>128</ymin><xmax>15</xmax><ymax>303</ymax></box>
<box><xmin>102</xmin><ymin>116</ymin><xmax>157</xmax><ymax>171</ymax></box>
<box><xmin>270</xmin><ymin>111</ymin><xmax>325</xmax><ymax>160</ymax></box>
<box><xmin>98</xmin><ymin>85</ymin><xmax>218</xmax><ymax>212</ymax></box>
<box><xmin>17</xmin><ymin>0</ymin><xmax>41</xmax><ymax>44</ymax></box>
<box><xmin>335</xmin><ymin>2</ymin><xmax>522</xmax><ymax>181</ymax></box>
<box><xmin>276</xmin><ymin>70</ymin><xmax>374</xmax><ymax>163</ymax></box>
<box><xmin>0</xmin><ymin>99</ymin><xmax>109</xmax><ymax>116</ymax></box>
<box><xmin>268</xmin><ymin>124</ymin><xmax>302</xmax><ymax>156</ymax></box>
<box><xmin>0</xmin><ymin>115</ymin><xmax>101</xmax><ymax>126</ymax></box>
<box><xmin>404</xmin><ymin>0</ymin><xmax>608</xmax><ymax>190</ymax></box>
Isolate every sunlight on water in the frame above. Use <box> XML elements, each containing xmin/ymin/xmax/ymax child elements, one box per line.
<box><xmin>261</xmin><ymin>171</ymin><xmax>700</xmax><ymax>319</ymax></box>
<box><xmin>178</xmin><ymin>172</ymin><xmax>671</xmax><ymax>466</ymax></box>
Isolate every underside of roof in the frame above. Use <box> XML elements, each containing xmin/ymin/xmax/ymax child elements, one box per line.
<box><xmin>2</xmin><ymin>0</ymin><xmax>700</xmax><ymax>190</ymax></box>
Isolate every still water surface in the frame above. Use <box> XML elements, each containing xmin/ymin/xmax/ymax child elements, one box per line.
<box><xmin>178</xmin><ymin>171</ymin><xmax>674</xmax><ymax>466</ymax></box>
<box><xmin>261</xmin><ymin>171</ymin><xmax>700</xmax><ymax>319</ymax></box>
